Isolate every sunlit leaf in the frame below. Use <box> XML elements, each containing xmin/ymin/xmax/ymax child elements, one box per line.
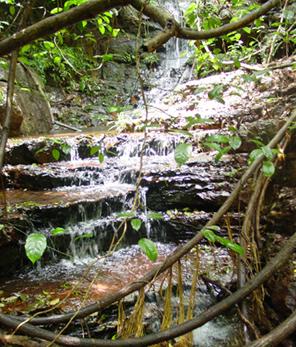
<box><xmin>25</xmin><ymin>233</ymin><xmax>47</xmax><ymax>264</ymax></box>
<box><xmin>202</xmin><ymin>228</ymin><xmax>217</xmax><ymax>243</ymax></box>
<box><xmin>174</xmin><ymin>143</ymin><xmax>192</xmax><ymax>166</ymax></box>
<box><xmin>50</xmin><ymin>7</ymin><xmax>63</xmax><ymax>14</ymax></box>
<box><xmin>51</xmin><ymin>227</ymin><xmax>65</xmax><ymax>236</ymax></box>
<box><xmin>43</xmin><ymin>41</ymin><xmax>55</xmax><ymax>50</ymax></box>
<box><xmin>52</xmin><ymin>149</ymin><xmax>60</xmax><ymax>161</ymax></box>
<box><xmin>131</xmin><ymin>218</ymin><xmax>142</xmax><ymax>231</ymax></box>
<box><xmin>138</xmin><ymin>238</ymin><xmax>158</xmax><ymax>262</ymax></box>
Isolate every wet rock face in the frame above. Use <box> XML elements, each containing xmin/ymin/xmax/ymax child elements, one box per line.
<box><xmin>0</xmin><ymin>64</ymin><xmax>53</xmax><ymax>136</ymax></box>
<box><xmin>142</xmin><ymin>164</ymin><xmax>235</xmax><ymax>211</ymax></box>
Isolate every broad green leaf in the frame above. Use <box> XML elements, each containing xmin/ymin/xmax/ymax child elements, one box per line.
<box><xmin>249</xmin><ymin>148</ymin><xmax>263</xmax><ymax>163</ymax></box>
<box><xmin>131</xmin><ymin>218</ymin><xmax>142</xmax><ymax>231</ymax></box>
<box><xmin>147</xmin><ymin>212</ymin><xmax>163</xmax><ymax>220</ymax></box>
<box><xmin>25</xmin><ymin>233</ymin><xmax>47</xmax><ymax>264</ymax></box>
<box><xmin>261</xmin><ymin>146</ymin><xmax>273</xmax><ymax>160</ymax></box>
<box><xmin>262</xmin><ymin>160</ymin><xmax>275</xmax><ymax>177</ymax></box>
<box><xmin>51</xmin><ymin>227</ymin><xmax>65</xmax><ymax>236</ymax></box>
<box><xmin>52</xmin><ymin>149</ymin><xmax>60</xmax><ymax>161</ymax></box>
<box><xmin>138</xmin><ymin>238</ymin><xmax>158</xmax><ymax>262</ymax></box>
<box><xmin>229</xmin><ymin>136</ymin><xmax>242</xmax><ymax>150</ymax></box>
<box><xmin>174</xmin><ymin>143</ymin><xmax>192</xmax><ymax>166</ymax></box>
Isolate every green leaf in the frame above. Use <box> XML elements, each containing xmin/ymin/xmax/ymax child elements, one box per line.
<box><xmin>202</xmin><ymin>228</ymin><xmax>217</xmax><ymax>243</ymax></box>
<box><xmin>262</xmin><ymin>161</ymin><xmax>275</xmax><ymax>177</ymax></box>
<box><xmin>206</xmin><ymin>134</ymin><xmax>229</xmax><ymax>144</ymax></box>
<box><xmin>9</xmin><ymin>5</ymin><xmax>15</xmax><ymax>16</ymax></box>
<box><xmin>90</xmin><ymin>146</ymin><xmax>100</xmax><ymax>155</ymax></box>
<box><xmin>131</xmin><ymin>218</ymin><xmax>142</xmax><ymax>231</ymax></box>
<box><xmin>98</xmin><ymin>152</ymin><xmax>104</xmax><ymax>163</ymax></box>
<box><xmin>225</xmin><ymin>242</ymin><xmax>245</xmax><ymax>256</ymax></box>
<box><xmin>98</xmin><ymin>25</ymin><xmax>106</xmax><ymax>35</ymax></box>
<box><xmin>53</xmin><ymin>56</ymin><xmax>61</xmax><ymax>65</ymax></box>
<box><xmin>249</xmin><ymin>148</ymin><xmax>263</xmax><ymax>163</ymax></box>
<box><xmin>50</xmin><ymin>7</ymin><xmax>63</xmax><ymax>14</ymax></box>
<box><xmin>116</xmin><ymin>211</ymin><xmax>136</xmax><ymax>218</ymax></box>
<box><xmin>138</xmin><ymin>238</ymin><xmax>158</xmax><ymax>262</ymax></box>
<box><xmin>25</xmin><ymin>233</ymin><xmax>47</xmax><ymax>264</ymax></box>
<box><xmin>43</xmin><ymin>41</ymin><xmax>55</xmax><ymax>50</ymax></box>
<box><xmin>261</xmin><ymin>146</ymin><xmax>273</xmax><ymax>160</ymax></box>
<box><xmin>215</xmin><ymin>235</ymin><xmax>245</xmax><ymax>256</ymax></box>
<box><xmin>215</xmin><ymin>146</ymin><xmax>231</xmax><ymax>162</ymax></box>
<box><xmin>208</xmin><ymin>84</ymin><xmax>225</xmax><ymax>104</ymax></box>
<box><xmin>52</xmin><ymin>149</ymin><xmax>60</xmax><ymax>161</ymax></box>
<box><xmin>229</xmin><ymin>136</ymin><xmax>241</xmax><ymax>150</ymax></box>
<box><xmin>18</xmin><ymin>56</ymin><xmax>31</xmax><ymax>65</ymax></box>
<box><xmin>51</xmin><ymin>227</ymin><xmax>65</xmax><ymax>236</ymax></box>
<box><xmin>243</xmin><ymin>27</ymin><xmax>251</xmax><ymax>34</ymax></box>
<box><xmin>147</xmin><ymin>212</ymin><xmax>163</xmax><ymax>220</ymax></box>
<box><xmin>174</xmin><ymin>143</ymin><xmax>192</xmax><ymax>166</ymax></box>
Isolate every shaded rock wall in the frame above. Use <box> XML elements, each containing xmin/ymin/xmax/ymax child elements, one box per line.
<box><xmin>0</xmin><ymin>63</ymin><xmax>53</xmax><ymax>136</ymax></box>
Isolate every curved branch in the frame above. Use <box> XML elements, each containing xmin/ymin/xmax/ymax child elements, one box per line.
<box><xmin>245</xmin><ymin>310</ymin><xmax>296</xmax><ymax>347</ymax></box>
<box><xmin>141</xmin><ymin>0</ymin><xmax>281</xmax><ymax>51</ymax></box>
<box><xmin>1</xmin><ymin>231</ymin><xmax>296</xmax><ymax>346</ymax></box>
<box><xmin>177</xmin><ymin>0</ymin><xmax>281</xmax><ymax>40</ymax></box>
<box><xmin>0</xmin><ymin>0</ymin><xmax>282</xmax><ymax>56</ymax></box>
<box><xmin>7</xmin><ymin>109</ymin><xmax>296</xmax><ymax>328</ymax></box>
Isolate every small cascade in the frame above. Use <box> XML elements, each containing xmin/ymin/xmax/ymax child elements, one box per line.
<box><xmin>148</xmin><ymin>0</ymin><xmax>191</xmax><ymax>103</ymax></box>
<box><xmin>67</xmin><ymin>137</ymin><xmax>80</xmax><ymax>161</ymax></box>
<box><xmin>140</xmin><ymin>186</ymin><xmax>151</xmax><ymax>238</ymax></box>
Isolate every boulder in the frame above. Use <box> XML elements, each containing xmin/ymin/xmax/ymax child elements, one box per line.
<box><xmin>0</xmin><ymin>62</ymin><xmax>53</xmax><ymax>136</ymax></box>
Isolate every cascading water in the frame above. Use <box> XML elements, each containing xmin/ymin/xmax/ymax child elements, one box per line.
<box><xmin>148</xmin><ymin>0</ymin><xmax>192</xmax><ymax>103</ymax></box>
